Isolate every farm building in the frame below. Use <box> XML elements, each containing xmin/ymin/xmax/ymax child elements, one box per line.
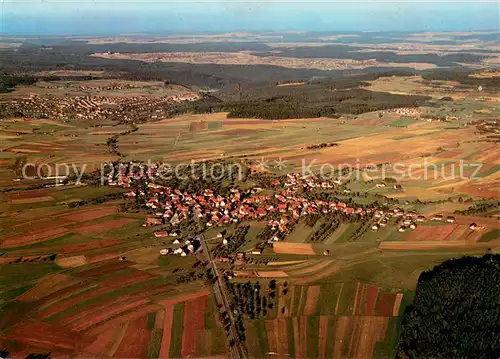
<box><xmin>144</xmin><ymin>217</ymin><xmax>162</xmax><ymax>226</ymax></box>
<box><xmin>251</xmin><ymin>247</ymin><xmax>264</xmax><ymax>255</ymax></box>
<box><xmin>154</xmin><ymin>231</ymin><xmax>169</xmax><ymax>238</ymax></box>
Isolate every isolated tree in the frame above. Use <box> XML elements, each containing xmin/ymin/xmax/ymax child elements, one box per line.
<box><xmin>269</xmin><ymin>280</ymin><xmax>276</xmax><ymax>290</ymax></box>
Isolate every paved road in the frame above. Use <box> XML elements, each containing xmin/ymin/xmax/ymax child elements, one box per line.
<box><xmin>197</xmin><ymin>234</ymin><xmax>246</xmax><ymax>359</ymax></box>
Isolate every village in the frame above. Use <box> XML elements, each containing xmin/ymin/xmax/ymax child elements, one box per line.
<box><xmin>389</xmin><ymin>107</ymin><xmax>422</xmax><ymax>118</ymax></box>
<box><xmin>0</xmin><ymin>92</ymin><xmax>199</xmax><ymax>122</ymax></box>
<box><xmin>386</xmin><ymin>107</ymin><xmax>492</xmax><ymax>124</ymax></box>
<box><xmin>0</xmin><ymin>24</ymin><xmax>498</xmax><ymax>358</ymax></box>
<box><xmin>103</xmin><ymin>166</ymin><xmax>447</xmax><ymax>259</ymax></box>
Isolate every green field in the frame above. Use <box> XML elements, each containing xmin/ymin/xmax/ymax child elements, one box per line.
<box><xmin>390</xmin><ymin>116</ymin><xmax>417</xmax><ymax>127</ymax></box>
<box><xmin>169</xmin><ymin>302</ymin><xmax>185</xmax><ymax>358</ymax></box>
<box><xmin>479</xmin><ymin>229</ymin><xmax>500</xmax><ymax>242</ymax></box>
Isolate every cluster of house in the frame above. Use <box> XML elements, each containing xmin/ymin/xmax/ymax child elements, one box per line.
<box><xmin>279</xmin><ymin>172</ymin><xmax>336</xmax><ymax>190</ymax></box>
<box><xmin>79</xmin><ymin>82</ymin><xmax>147</xmax><ymax>91</ymax></box>
<box><xmin>371</xmin><ymin>208</ymin><xmax>420</xmax><ymax>231</ymax></box>
<box><xmin>430</xmin><ymin>214</ymin><xmax>478</xmax><ymax>230</ymax></box>
<box><xmin>112</xmin><ymin>170</ymin><xmax>401</xmax><ymax>258</ymax></box>
<box><xmin>472</xmin><ymin>119</ymin><xmax>499</xmax><ymax>135</ymax></box>
<box><xmin>2</xmin><ymin>92</ymin><xmax>199</xmax><ymax>121</ymax></box>
<box><xmin>372</xmin><ymin>211</ymin><xmax>479</xmax><ymax>232</ymax></box>
<box><xmin>158</xmin><ymin>236</ymin><xmax>202</xmax><ymax>257</ymax></box>
<box><xmin>431</xmin><ymin>214</ymin><xmax>456</xmax><ymax>222</ymax></box>
<box><xmin>106</xmin><ymin>167</ymin><xmax>487</xmax><ymax>256</ymax></box>
<box><xmin>375</xmin><ymin>182</ymin><xmax>403</xmax><ymax>190</ymax></box>
<box><xmin>38</xmin><ymin>83</ymin><xmax>146</xmax><ymax>91</ymax></box>
<box><xmin>125</xmin><ymin>172</ymin><xmax>377</xmax><ymax>234</ymax></box>
<box><xmin>389</xmin><ymin>107</ymin><xmax>421</xmax><ymax>117</ymax></box>
<box><xmin>105</xmin><ymin>165</ymin><xmax>487</xmax><ymax>257</ymax></box>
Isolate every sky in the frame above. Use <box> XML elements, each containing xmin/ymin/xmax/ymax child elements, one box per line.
<box><xmin>1</xmin><ymin>0</ymin><xmax>499</xmax><ymax>35</ymax></box>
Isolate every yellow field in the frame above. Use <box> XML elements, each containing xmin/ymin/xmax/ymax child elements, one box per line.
<box><xmin>273</xmin><ymin>242</ymin><xmax>316</xmax><ymax>255</ymax></box>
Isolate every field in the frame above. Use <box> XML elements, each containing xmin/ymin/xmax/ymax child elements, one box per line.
<box><xmin>93</xmin><ymin>51</ymin><xmax>438</xmax><ymax>71</ymax></box>
<box><xmin>2</xmin><ymin>186</ymin><xmax>496</xmax><ymax>357</ymax></box>
<box><xmin>115</xmin><ymin>104</ymin><xmax>498</xmax><ymax>201</ymax></box>
<box><xmin>243</xmin><ymin>281</ymin><xmax>411</xmax><ymax>359</ymax></box>
<box><xmin>0</xmin><ymin>71</ymin><xmax>498</xmax><ymax>358</ymax></box>
<box><xmin>0</xmin><ymin>247</ymin><xmax>220</xmax><ymax>357</ymax></box>
<box><xmin>1</xmin><ymin>79</ymin><xmax>195</xmax><ymax>99</ymax></box>
<box><xmin>2</xmin><ymin>74</ymin><xmax>498</xmax><ymax>200</ymax></box>
<box><xmin>0</xmin><ymin>182</ymin><xmax>222</xmax><ymax>356</ymax></box>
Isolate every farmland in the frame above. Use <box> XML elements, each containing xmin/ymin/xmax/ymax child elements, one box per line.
<box><xmin>0</xmin><ymin>33</ymin><xmax>499</xmax><ymax>358</ymax></box>
<box><xmin>1</xmin><ymin>167</ymin><xmax>497</xmax><ymax>357</ymax></box>
<box><xmin>240</xmin><ymin>281</ymin><xmax>411</xmax><ymax>359</ymax></box>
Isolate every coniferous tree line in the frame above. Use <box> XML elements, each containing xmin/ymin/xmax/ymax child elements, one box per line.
<box><xmin>397</xmin><ymin>254</ymin><xmax>500</xmax><ymax>359</ymax></box>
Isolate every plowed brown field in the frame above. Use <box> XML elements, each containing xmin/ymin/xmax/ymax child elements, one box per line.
<box><xmin>5</xmin><ymin>321</ymin><xmax>94</xmax><ymax>351</ymax></box>
<box><xmin>181</xmin><ymin>295</ymin><xmax>208</xmax><ymax>357</ymax></box>
<box><xmin>2</xmin><ymin>227</ymin><xmax>70</xmax><ymax>248</ymax></box>
<box><xmin>61</xmin><ymin>207</ymin><xmax>118</xmax><ymax>222</ymax></box>
<box><xmin>348</xmin><ymin>316</ymin><xmax>389</xmax><ymax>359</ymax></box>
<box><xmin>363</xmin><ymin>285</ymin><xmax>379</xmax><ymax>316</ymax></box>
<box><xmin>73</xmin><ymin>218</ymin><xmax>136</xmax><ymax>234</ymax></box>
<box><xmin>318</xmin><ymin>315</ymin><xmax>329</xmax><ymax>359</ymax></box>
<box><xmin>61</xmin><ymin>239</ymin><xmax>121</xmax><ymax>253</ymax></box>
<box><xmin>375</xmin><ymin>293</ymin><xmax>397</xmax><ymax>317</ymax></box>
<box><xmin>16</xmin><ymin>274</ymin><xmax>80</xmax><ymax>303</ymax></box>
<box><xmin>158</xmin><ymin>289</ymin><xmax>211</xmax><ymax>359</ymax></box>
<box><xmin>114</xmin><ymin>316</ymin><xmax>151</xmax><ymax>358</ymax></box>
<box><xmin>303</xmin><ymin>286</ymin><xmax>320</xmax><ymax>315</ymax></box>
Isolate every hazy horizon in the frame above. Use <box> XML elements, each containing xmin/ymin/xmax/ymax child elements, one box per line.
<box><xmin>2</xmin><ymin>0</ymin><xmax>499</xmax><ymax>36</ymax></box>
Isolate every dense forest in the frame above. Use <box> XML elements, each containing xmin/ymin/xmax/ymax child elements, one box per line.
<box><xmin>184</xmin><ymin>71</ymin><xmax>431</xmax><ymax>119</ymax></box>
<box><xmin>0</xmin><ymin>75</ymin><xmax>37</xmax><ymax>93</ymax></box>
<box><xmin>422</xmin><ymin>69</ymin><xmax>500</xmax><ymax>90</ymax></box>
<box><xmin>213</xmin><ymin>88</ymin><xmax>430</xmax><ymax>119</ymax></box>
<box><xmin>1</xmin><ymin>41</ymin><xmax>497</xmax><ymax>119</ymax></box>
<box><xmin>0</xmin><ymin>40</ymin><xmax>496</xmax><ymax>90</ymax></box>
<box><xmin>0</xmin><ymin>45</ymin><xmax>354</xmax><ymax>88</ymax></box>
<box><xmin>397</xmin><ymin>254</ymin><xmax>500</xmax><ymax>359</ymax></box>
<box><xmin>16</xmin><ymin>40</ymin><xmax>495</xmax><ymax>66</ymax></box>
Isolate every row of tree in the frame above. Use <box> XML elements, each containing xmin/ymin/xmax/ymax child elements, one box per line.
<box><xmin>215</xmin><ymin>225</ymin><xmax>250</xmax><ymax>257</ymax></box>
<box><xmin>454</xmin><ymin>201</ymin><xmax>500</xmax><ymax>215</ymax></box>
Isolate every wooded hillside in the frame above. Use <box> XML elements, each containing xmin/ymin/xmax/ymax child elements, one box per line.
<box><xmin>397</xmin><ymin>254</ymin><xmax>500</xmax><ymax>359</ymax></box>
